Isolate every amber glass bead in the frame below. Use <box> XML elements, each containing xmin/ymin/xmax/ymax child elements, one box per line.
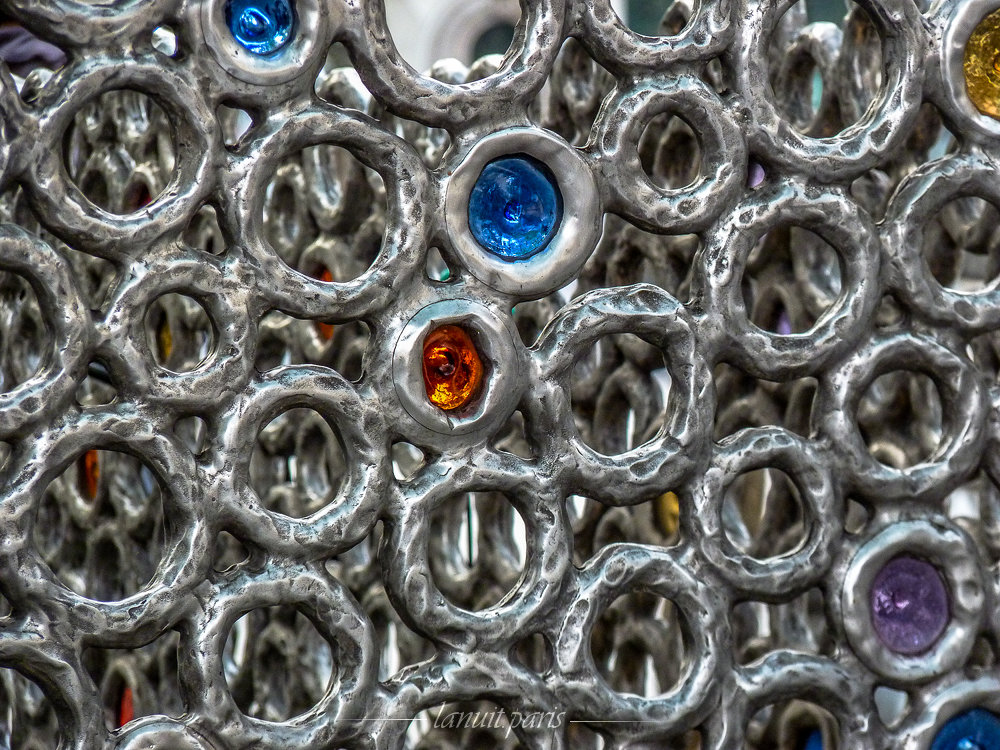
<box><xmin>965</xmin><ymin>8</ymin><xmax>1000</xmax><ymax>119</ymax></box>
<box><xmin>422</xmin><ymin>325</ymin><xmax>484</xmax><ymax>411</ymax></box>
<box><xmin>314</xmin><ymin>267</ymin><xmax>335</xmax><ymax>341</ymax></box>
<box><xmin>79</xmin><ymin>449</ymin><xmax>100</xmax><ymax>500</ymax></box>
<box><xmin>157</xmin><ymin>318</ymin><xmax>173</xmax><ymax>361</ymax></box>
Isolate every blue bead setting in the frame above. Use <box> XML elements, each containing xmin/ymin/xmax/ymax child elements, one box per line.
<box><xmin>468</xmin><ymin>155</ymin><xmax>563</xmax><ymax>261</ymax></box>
<box><xmin>931</xmin><ymin>708</ymin><xmax>1000</xmax><ymax>750</ymax></box>
<box><xmin>225</xmin><ymin>0</ymin><xmax>295</xmax><ymax>56</ymax></box>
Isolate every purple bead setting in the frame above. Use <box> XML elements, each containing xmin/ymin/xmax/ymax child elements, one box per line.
<box><xmin>870</xmin><ymin>555</ymin><xmax>949</xmax><ymax>655</ymax></box>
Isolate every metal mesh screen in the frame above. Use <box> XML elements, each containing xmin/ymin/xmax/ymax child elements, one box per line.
<box><xmin>0</xmin><ymin>0</ymin><xmax>998</xmax><ymax>748</ymax></box>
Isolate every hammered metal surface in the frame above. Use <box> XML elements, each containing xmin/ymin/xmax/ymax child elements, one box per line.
<box><xmin>0</xmin><ymin>0</ymin><xmax>998</xmax><ymax>748</ymax></box>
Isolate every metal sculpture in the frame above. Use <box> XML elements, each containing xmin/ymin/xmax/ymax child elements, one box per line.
<box><xmin>0</xmin><ymin>0</ymin><xmax>997</xmax><ymax>748</ymax></box>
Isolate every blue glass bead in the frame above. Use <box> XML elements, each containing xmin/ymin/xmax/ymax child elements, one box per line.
<box><xmin>803</xmin><ymin>730</ymin><xmax>823</xmax><ymax>750</ymax></box>
<box><xmin>468</xmin><ymin>155</ymin><xmax>562</xmax><ymax>261</ymax></box>
<box><xmin>225</xmin><ymin>0</ymin><xmax>295</xmax><ymax>56</ymax></box>
<box><xmin>931</xmin><ymin>709</ymin><xmax>1000</xmax><ymax>750</ymax></box>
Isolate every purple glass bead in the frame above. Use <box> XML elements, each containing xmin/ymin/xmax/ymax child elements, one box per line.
<box><xmin>870</xmin><ymin>555</ymin><xmax>949</xmax><ymax>655</ymax></box>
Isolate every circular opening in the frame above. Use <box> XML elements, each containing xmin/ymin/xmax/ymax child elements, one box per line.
<box><xmin>152</xmin><ymin>26</ymin><xmax>178</xmax><ymax>57</ymax></box>
<box><xmin>591</xmin><ymin>591</ymin><xmax>691</xmax><ymax>697</ymax></box>
<box><xmin>638</xmin><ymin>113</ymin><xmax>702</xmax><ymax>190</ymax></box>
<box><xmin>224</xmin><ymin>0</ymin><xmax>296</xmax><ymax>56</ymax></box>
<box><xmin>214</xmin><ymin>531</ymin><xmax>250</xmax><ymax>573</ymax></box>
<box><xmin>427</xmin><ymin>492</ymin><xmax>527</xmax><ymax>612</ymax></box>
<box><xmin>468</xmin><ymin>154</ymin><xmax>563</xmax><ymax>261</ymax></box>
<box><xmin>721</xmin><ymin>468</ymin><xmax>806</xmax><ymax>560</ymax></box>
<box><xmin>35</xmin><ymin>450</ymin><xmax>165</xmax><ymax>601</ymax></box>
<box><xmin>183</xmin><ymin>204</ymin><xmax>225</xmax><ymax>256</ymax></box>
<box><xmin>511</xmin><ymin>632</ymin><xmax>553</xmax><ymax>673</ymax></box>
<box><xmin>732</xmin><ymin>588</ymin><xmax>828</xmax><ymax>665</ymax></box>
<box><xmin>921</xmin><ymin>196</ymin><xmax>1000</xmax><ymax>293</ymax></box>
<box><xmin>857</xmin><ymin>371</ymin><xmax>943</xmax><ymax>469</ymax></box>
<box><xmin>770</xmin><ymin>54</ymin><xmax>825</xmax><ymax>136</ymax></box>
<box><xmin>964</xmin><ymin>8</ymin><xmax>1000</xmax><ymax>120</ymax></box>
<box><xmin>0</xmin><ymin>271</ymin><xmax>48</xmax><ymax>392</ymax></box>
<box><xmin>742</xmin><ymin>226</ymin><xmax>842</xmax><ymax>335</ymax></box>
<box><xmin>254</xmin><ymin>309</ymin><xmax>371</xmax><ymax>381</ymax></box>
<box><xmin>571</xmin><ymin>334</ymin><xmax>671</xmax><ymax>456</ymax></box>
<box><xmin>422</xmin><ymin>324</ymin><xmax>485</xmax><ymax>412</ymax></box>
<box><xmin>63</xmin><ymin>90</ymin><xmax>175</xmax><ymax>215</ymax></box>
<box><xmin>619</xmin><ymin>0</ymin><xmax>686</xmax><ymax>36</ymax></box>
<box><xmin>391</xmin><ymin>441</ymin><xmax>426</xmax><ymax>482</ymax></box>
<box><xmin>873</xmin><ymin>685</ymin><xmax>909</xmax><ymax>729</ymax></box>
<box><xmin>265</xmin><ymin>146</ymin><xmax>385</xmax><ymax>276</ymax></box>
<box><xmin>144</xmin><ymin>293</ymin><xmax>215</xmax><ymax>373</ymax></box>
<box><xmin>768</xmin><ymin>1</ymin><xmax>883</xmax><ymax>136</ymax></box>
<box><xmin>249</xmin><ymin>408</ymin><xmax>347</xmax><ymax>517</ymax></box>
<box><xmin>473</xmin><ymin>22</ymin><xmax>516</xmax><ymax>60</ymax></box>
<box><xmin>223</xmin><ymin>606</ymin><xmax>333</xmax><ymax>721</ymax></box>
<box><xmin>869</xmin><ymin>555</ymin><xmax>949</xmax><ymax>656</ymax></box>
<box><xmin>174</xmin><ymin>415</ymin><xmax>208</xmax><ymax>456</ymax></box>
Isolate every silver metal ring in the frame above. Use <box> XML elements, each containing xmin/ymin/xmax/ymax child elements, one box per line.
<box><xmin>938</xmin><ymin>0</ymin><xmax>1000</xmax><ymax>140</ymax></box>
<box><xmin>443</xmin><ymin>128</ymin><xmax>602</xmax><ymax>300</ymax></box>
<box><xmin>391</xmin><ymin>299</ymin><xmax>526</xmax><ymax>439</ymax></box>
<box><xmin>199</xmin><ymin>0</ymin><xmax>326</xmax><ymax>85</ymax></box>
<box><xmin>841</xmin><ymin>519</ymin><xmax>984</xmax><ymax>684</ymax></box>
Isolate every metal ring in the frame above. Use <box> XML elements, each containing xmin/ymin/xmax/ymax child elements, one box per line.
<box><xmin>840</xmin><ymin>519</ymin><xmax>984</xmax><ymax>684</ymax></box>
<box><xmin>443</xmin><ymin>127</ymin><xmax>602</xmax><ymax>300</ymax></box>
<box><xmin>199</xmin><ymin>0</ymin><xmax>328</xmax><ymax>86</ymax></box>
<box><xmin>694</xmin><ymin>428</ymin><xmax>840</xmax><ymax>598</ymax></box>
<box><xmin>885</xmin><ymin>152</ymin><xmax>1000</xmax><ymax>333</ymax></box>
<box><xmin>813</xmin><ymin>332</ymin><xmax>987</xmax><ymax>502</ymax></box>
<box><xmin>694</xmin><ymin>180</ymin><xmax>882</xmax><ymax>380</ymax></box>
<box><xmin>730</xmin><ymin>0</ymin><xmax>925</xmax><ymax>179</ymax></box>
<box><xmin>391</xmin><ymin>299</ymin><xmax>526</xmax><ymax>441</ymax></box>
<box><xmin>936</xmin><ymin>0</ymin><xmax>1000</xmax><ymax>140</ymax></box>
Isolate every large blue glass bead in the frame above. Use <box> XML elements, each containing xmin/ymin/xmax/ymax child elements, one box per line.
<box><xmin>468</xmin><ymin>155</ymin><xmax>562</xmax><ymax>261</ymax></box>
<box><xmin>225</xmin><ymin>0</ymin><xmax>295</xmax><ymax>56</ymax></box>
<box><xmin>931</xmin><ymin>709</ymin><xmax>1000</xmax><ymax>750</ymax></box>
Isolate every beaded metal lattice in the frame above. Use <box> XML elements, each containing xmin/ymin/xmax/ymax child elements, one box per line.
<box><xmin>0</xmin><ymin>0</ymin><xmax>999</xmax><ymax>748</ymax></box>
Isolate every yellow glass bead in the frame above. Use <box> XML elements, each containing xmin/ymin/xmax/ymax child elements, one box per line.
<box><xmin>964</xmin><ymin>8</ymin><xmax>1000</xmax><ymax>119</ymax></box>
<box><xmin>422</xmin><ymin>324</ymin><xmax>484</xmax><ymax>411</ymax></box>
<box><xmin>655</xmin><ymin>491</ymin><xmax>680</xmax><ymax>537</ymax></box>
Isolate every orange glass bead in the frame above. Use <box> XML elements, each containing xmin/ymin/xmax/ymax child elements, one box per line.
<box><xmin>422</xmin><ymin>325</ymin><xmax>484</xmax><ymax>411</ymax></box>
<box><xmin>79</xmin><ymin>449</ymin><xmax>100</xmax><ymax>500</ymax></box>
<box><xmin>315</xmin><ymin>266</ymin><xmax>335</xmax><ymax>341</ymax></box>
<box><xmin>117</xmin><ymin>685</ymin><xmax>134</xmax><ymax>727</ymax></box>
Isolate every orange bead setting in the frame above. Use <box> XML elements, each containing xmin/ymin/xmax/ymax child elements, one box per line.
<box><xmin>422</xmin><ymin>325</ymin><xmax>484</xmax><ymax>411</ymax></box>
